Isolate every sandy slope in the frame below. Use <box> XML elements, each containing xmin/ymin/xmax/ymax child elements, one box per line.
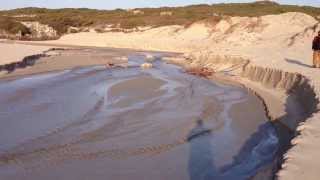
<box><xmin>1</xmin><ymin>12</ymin><xmax>320</xmax><ymax>179</ymax></box>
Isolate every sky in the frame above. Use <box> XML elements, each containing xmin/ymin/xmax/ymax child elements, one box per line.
<box><xmin>1</xmin><ymin>0</ymin><xmax>319</xmax><ymax>10</ymax></box>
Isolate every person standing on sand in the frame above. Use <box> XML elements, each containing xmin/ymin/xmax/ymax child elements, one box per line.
<box><xmin>312</xmin><ymin>31</ymin><xmax>320</xmax><ymax>68</ymax></box>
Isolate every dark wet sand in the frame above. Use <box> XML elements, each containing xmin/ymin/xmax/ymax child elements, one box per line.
<box><xmin>0</xmin><ymin>49</ymin><xmax>278</xmax><ymax>180</ymax></box>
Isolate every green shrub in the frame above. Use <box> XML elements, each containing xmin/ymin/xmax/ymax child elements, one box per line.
<box><xmin>1</xmin><ymin>2</ymin><xmax>319</xmax><ymax>35</ymax></box>
<box><xmin>120</xmin><ymin>18</ymin><xmax>146</xmax><ymax>29</ymax></box>
<box><xmin>0</xmin><ymin>16</ymin><xmax>30</xmax><ymax>35</ymax></box>
<box><xmin>94</xmin><ymin>27</ymin><xmax>105</xmax><ymax>33</ymax></box>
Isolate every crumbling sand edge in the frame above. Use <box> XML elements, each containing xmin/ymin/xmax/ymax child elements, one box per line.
<box><xmin>240</xmin><ymin>65</ymin><xmax>319</xmax><ymax>179</ymax></box>
<box><xmin>0</xmin><ymin>48</ymin><xmax>68</xmax><ymax>74</ymax></box>
<box><xmin>210</xmin><ymin>73</ymin><xmax>285</xmax><ymax>180</ymax></box>
<box><xmin>168</xmin><ymin>55</ymin><xmax>319</xmax><ymax>179</ymax></box>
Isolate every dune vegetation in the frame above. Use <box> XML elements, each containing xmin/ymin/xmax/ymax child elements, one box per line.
<box><xmin>0</xmin><ymin>1</ymin><xmax>319</xmax><ymax>35</ymax></box>
<box><xmin>0</xmin><ymin>16</ymin><xmax>30</xmax><ymax>35</ymax></box>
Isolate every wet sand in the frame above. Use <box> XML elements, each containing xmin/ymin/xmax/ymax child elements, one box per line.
<box><xmin>0</xmin><ymin>49</ymin><xmax>278</xmax><ymax>180</ymax></box>
<box><xmin>0</xmin><ymin>48</ymin><xmax>137</xmax><ymax>79</ymax></box>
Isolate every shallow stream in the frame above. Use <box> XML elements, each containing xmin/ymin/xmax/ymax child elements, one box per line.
<box><xmin>0</xmin><ymin>50</ymin><xmax>278</xmax><ymax>180</ymax></box>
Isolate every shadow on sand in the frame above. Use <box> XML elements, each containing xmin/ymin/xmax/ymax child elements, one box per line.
<box><xmin>187</xmin><ymin>120</ymin><xmax>218</xmax><ymax>180</ymax></box>
<box><xmin>285</xmin><ymin>58</ymin><xmax>313</xmax><ymax>68</ymax></box>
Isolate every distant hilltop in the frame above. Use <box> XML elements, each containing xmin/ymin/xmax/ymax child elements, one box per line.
<box><xmin>0</xmin><ymin>1</ymin><xmax>319</xmax><ymax>40</ymax></box>
<box><xmin>254</xmin><ymin>1</ymin><xmax>279</xmax><ymax>5</ymax></box>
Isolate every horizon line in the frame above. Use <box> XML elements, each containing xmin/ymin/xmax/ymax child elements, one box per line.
<box><xmin>1</xmin><ymin>2</ymin><xmax>319</xmax><ymax>11</ymax></box>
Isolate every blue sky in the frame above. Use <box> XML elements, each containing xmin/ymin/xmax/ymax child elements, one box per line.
<box><xmin>1</xmin><ymin>0</ymin><xmax>319</xmax><ymax>10</ymax></box>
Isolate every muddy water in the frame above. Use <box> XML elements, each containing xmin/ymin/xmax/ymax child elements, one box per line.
<box><xmin>0</xmin><ymin>51</ymin><xmax>278</xmax><ymax>180</ymax></box>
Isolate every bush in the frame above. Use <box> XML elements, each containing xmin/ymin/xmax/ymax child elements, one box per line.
<box><xmin>120</xmin><ymin>18</ymin><xmax>146</xmax><ymax>29</ymax></box>
<box><xmin>1</xmin><ymin>2</ymin><xmax>320</xmax><ymax>35</ymax></box>
<box><xmin>94</xmin><ymin>27</ymin><xmax>105</xmax><ymax>33</ymax></box>
<box><xmin>0</xmin><ymin>16</ymin><xmax>30</xmax><ymax>35</ymax></box>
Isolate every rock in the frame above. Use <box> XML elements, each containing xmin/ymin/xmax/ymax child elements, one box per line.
<box><xmin>140</xmin><ymin>63</ymin><xmax>153</xmax><ymax>69</ymax></box>
<box><xmin>105</xmin><ymin>63</ymin><xmax>114</xmax><ymax>68</ymax></box>
<box><xmin>21</xmin><ymin>21</ymin><xmax>57</xmax><ymax>39</ymax></box>
<box><xmin>145</xmin><ymin>54</ymin><xmax>155</xmax><ymax>61</ymax></box>
<box><xmin>186</xmin><ymin>67</ymin><xmax>214</xmax><ymax>77</ymax></box>
<box><xmin>114</xmin><ymin>56</ymin><xmax>129</xmax><ymax>62</ymax></box>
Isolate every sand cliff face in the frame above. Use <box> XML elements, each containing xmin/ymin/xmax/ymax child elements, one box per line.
<box><xmin>229</xmin><ymin>64</ymin><xmax>319</xmax><ymax>180</ymax></box>
<box><xmin>241</xmin><ymin>65</ymin><xmax>318</xmax><ymax>130</ymax></box>
<box><xmin>0</xmin><ymin>53</ymin><xmax>47</xmax><ymax>73</ymax></box>
<box><xmin>169</xmin><ymin>53</ymin><xmax>320</xmax><ymax>179</ymax></box>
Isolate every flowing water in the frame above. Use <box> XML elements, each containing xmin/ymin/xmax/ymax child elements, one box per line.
<box><xmin>0</xmin><ymin>50</ymin><xmax>278</xmax><ymax>180</ymax></box>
